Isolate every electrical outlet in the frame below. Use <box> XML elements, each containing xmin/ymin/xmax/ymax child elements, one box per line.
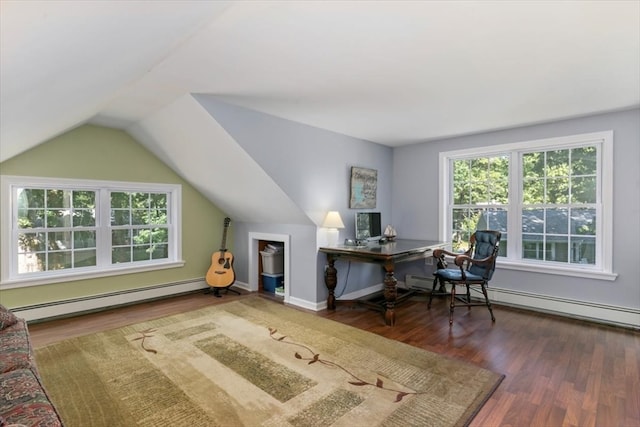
<box><xmin>425</xmin><ymin>257</ymin><xmax>433</xmax><ymax>265</ymax></box>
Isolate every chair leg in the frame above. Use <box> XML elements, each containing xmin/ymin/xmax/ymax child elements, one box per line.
<box><xmin>481</xmin><ymin>283</ymin><xmax>495</xmax><ymax>322</ymax></box>
<box><xmin>466</xmin><ymin>284</ymin><xmax>472</xmax><ymax>310</ymax></box>
<box><xmin>449</xmin><ymin>283</ymin><xmax>456</xmax><ymax>325</ymax></box>
<box><xmin>427</xmin><ymin>277</ymin><xmax>438</xmax><ymax>309</ymax></box>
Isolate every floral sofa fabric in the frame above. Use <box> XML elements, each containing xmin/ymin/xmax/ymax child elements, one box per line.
<box><xmin>0</xmin><ymin>305</ymin><xmax>63</xmax><ymax>427</ymax></box>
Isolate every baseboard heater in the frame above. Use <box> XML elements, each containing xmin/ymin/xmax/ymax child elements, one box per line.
<box><xmin>407</xmin><ymin>274</ymin><xmax>638</xmax><ymax>329</ymax></box>
<box><xmin>12</xmin><ymin>279</ymin><xmax>211</xmax><ymax>322</ymax></box>
<box><xmin>405</xmin><ymin>274</ymin><xmax>433</xmax><ymax>291</ymax></box>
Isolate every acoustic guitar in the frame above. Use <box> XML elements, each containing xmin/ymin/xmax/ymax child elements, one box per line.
<box><xmin>205</xmin><ymin>217</ymin><xmax>236</xmax><ymax>290</ymax></box>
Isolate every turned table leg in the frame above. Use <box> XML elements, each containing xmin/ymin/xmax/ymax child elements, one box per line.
<box><xmin>382</xmin><ymin>261</ymin><xmax>397</xmax><ymax>326</ymax></box>
<box><xmin>325</xmin><ymin>255</ymin><xmax>338</xmax><ymax>310</ymax></box>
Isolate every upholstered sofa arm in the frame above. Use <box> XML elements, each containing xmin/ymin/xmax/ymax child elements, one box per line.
<box><xmin>0</xmin><ymin>305</ymin><xmax>64</xmax><ymax>426</ymax></box>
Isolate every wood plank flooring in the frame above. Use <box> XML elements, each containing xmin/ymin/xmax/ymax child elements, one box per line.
<box><xmin>28</xmin><ymin>290</ymin><xmax>639</xmax><ymax>427</ymax></box>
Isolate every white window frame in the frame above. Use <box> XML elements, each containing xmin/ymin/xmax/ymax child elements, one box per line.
<box><xmin>438</xmin><ymin>131</ymin><xmax>617</xmax><ymax>281</ymax></box>
<box><xmin>1</xmin><ymin>176</ymin><xmax>184</xmax><ymax>289</ymax></box>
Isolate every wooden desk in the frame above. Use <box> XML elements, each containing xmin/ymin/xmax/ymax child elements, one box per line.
<box><xmin>319</xmin><ymin>239</ymin><xmax>446</xmax><ymax>326</ymax></box>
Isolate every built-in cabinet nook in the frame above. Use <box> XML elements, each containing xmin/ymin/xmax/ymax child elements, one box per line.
<box><xmin>258</xmin><ymin>240</ymin><xmax>284</xmax><ymax>297</ymax></box>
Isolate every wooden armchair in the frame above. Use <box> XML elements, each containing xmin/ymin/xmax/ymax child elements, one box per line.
<box><xmin>427</xmin><ymin>230</ymin><xmax>502</xmax><ymax>324</ymax></box>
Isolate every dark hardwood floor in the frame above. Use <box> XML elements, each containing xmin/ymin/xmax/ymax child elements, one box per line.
<box><xmin>28</xmin><ymin>290</ymin><xmax>639</xmax><ymax>427</ymax></box>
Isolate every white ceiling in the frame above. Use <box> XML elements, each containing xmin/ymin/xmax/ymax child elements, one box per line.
<box><xmin>1</xmin><ymin>0</ymin><xmax>639</xmax><ymax>163</ymax></box>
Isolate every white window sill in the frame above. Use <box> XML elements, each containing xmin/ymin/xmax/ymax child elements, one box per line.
<box><xmin>0</xmin><ymin>260</ymin><xmax>186</xmax><ymax>289</ymax></box>
<box><xmin>496</xmin><ymin>260</ymin><xmax>618</xmax><ymax>281</ymax></box>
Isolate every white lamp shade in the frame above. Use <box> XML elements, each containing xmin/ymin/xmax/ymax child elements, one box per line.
<box><xmin>322</xmin><ymin>211</ymin><xmax>345</xmax><ymax>229</ymax></box>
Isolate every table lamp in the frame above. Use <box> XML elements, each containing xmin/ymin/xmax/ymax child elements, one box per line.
<box><xmin>322</xmin><ymin>211</ymin><xmax>345</xmax><ymax>246</ymax></box>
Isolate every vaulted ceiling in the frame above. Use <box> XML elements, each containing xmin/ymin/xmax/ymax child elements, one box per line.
<box><xmin>2</xmin><ymin>1</ymin><xmax>639</xmax><ymax>227</ymax></box>
<box><xmin>2</xmin><ymin>0</ymin><xmax>638</xmax><ymax>164</ymax></box>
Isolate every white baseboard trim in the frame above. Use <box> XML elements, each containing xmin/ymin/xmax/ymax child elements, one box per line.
<box><xmin>288</xmin><ymin>283</ymin><xmax>393</xmax><ymax>312</ymax></box>
<box><xmin>488</xmin><ymin>287</ymin><xmax>640</xmax><ymax>329</ymax></box>
<box><xmin>286</xmin><ymin>283</ymin><xmax>388</xmax><ymax>312</ymax></box>
<box><xmin>287</xmin><ymin>296</ymin><xmax>324</xmax><ymax>311</ymax></box>
<box><xmin>231</xmin><ymin>281</ymin><xmax>250</xmax><ymax>292</ymax></box>
<box><xmin>14</xmin><ymin>277</ymin><xmax>636</xmax><ymax>330</ymax></box>
<box><xmin>291</xmin><ymin>283</ymin><xmax>639</xmax><ymax>330</ymax></box>
<box><xmin>13</xmin><ymin>279</ymin><xmax>234</xmax><ymax>322</ymax></box>
<box><xmin>338</xmin><ymin>283</ymin><xmax>385</xmax><ymax>301</ymax></box>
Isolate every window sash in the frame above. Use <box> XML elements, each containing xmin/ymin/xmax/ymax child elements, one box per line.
<box><xmin>1</xmin><ymin>176</ymin><xmax>182</xmax><ymax>287</ymax></box>
<box><xmin>438</xmin><ymin>131</ymin><xmax>614</xmax><ymax>278</ymax></box>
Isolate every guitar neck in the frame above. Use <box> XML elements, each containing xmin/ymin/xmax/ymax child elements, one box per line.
<box><xmin>219</xmin><ymin>217</ymin><xmax>231</xmax><ymax>252</ymax></box>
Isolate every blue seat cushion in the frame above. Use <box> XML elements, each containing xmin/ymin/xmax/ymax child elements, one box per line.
<box><xmin>434</xmin><ymin>268</ymin><xmax>485</xmax><ymax>282</ymax></box>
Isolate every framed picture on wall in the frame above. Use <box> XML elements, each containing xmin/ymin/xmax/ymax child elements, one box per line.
<box><xmin>349</xmin><ymin>167</ymin><xmax>377</xmax><ymax>208</ymax></box>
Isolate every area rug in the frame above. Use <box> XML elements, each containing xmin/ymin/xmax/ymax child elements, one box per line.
<box><xmin>34</xmin><ymin>296</ymin><xmax>503</xmax><ymax>427</ymax></box>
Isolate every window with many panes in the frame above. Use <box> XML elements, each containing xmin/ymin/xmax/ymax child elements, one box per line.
<box><xmin>451</xmin><ymin>155</ymin><xmax>509</xmax><ymax>256</ymax></box>
<box><xmin>110</xmin><ymin>191</ymin><xmax>170</xmax><ymax>264</ymax></box>
<box><xmin>521</xmin><ymin>147</ymin><xmax>597</xmax><ymax>265</ymax></box>
<box><xmin>440</xmin><ymin>131</ymin><xmax>614</xmax><ymax>279</ymax></box>
<box><xmin>16</xmin><ymin>188</ymin><xmax>98</xmax><ymax>273</ymax></box>
<box><xmin>1</xmin><ymin>176</ymin><xmax>182</xmax><ymax>287</ymax></box>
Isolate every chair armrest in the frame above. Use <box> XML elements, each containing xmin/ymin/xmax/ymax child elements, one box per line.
<box><xmin>453</xmin><ymin>254</ymin><xmax>495</xmax><ymax>267</ymax></box>
<box><xmin>453</xmin><ymin>254</ymin><xmax>496</xmax><ymax>280</ymax></box>
<box><xmin>434</xmin><ymin>248</ymin><xmax>477</xmax><ymax>271</ymax></box>
<box><xmin>433</xmin><ymin>248</ymin><xmax>461</xmax><ymax>270</ymax></box>
<box><xmin>433</xmin><ymin>248</ymin><xmax>465</xmax><ymax>259</ymax></box>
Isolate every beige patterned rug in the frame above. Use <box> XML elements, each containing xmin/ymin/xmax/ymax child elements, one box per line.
<box><xmin>34</xmin><ymin>296</ymin><xmax>503</xmax><ymax>427</ymax></box>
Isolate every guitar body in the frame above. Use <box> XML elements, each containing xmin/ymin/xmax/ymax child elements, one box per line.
<box><xmin>206</xmin><ymin>250</ymin><xmax>235</xmax><ymax>287</ymax></box>
<box><xmin>205</xmin><ymin>217</ymin><xmax>236</xmax><ymax>291</ymax></box>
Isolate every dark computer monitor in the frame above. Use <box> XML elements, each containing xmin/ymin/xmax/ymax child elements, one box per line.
<box><xmin>355</xmin><ymin>212</ymin><xmax>382</xmax><ymax>240</ymax></box>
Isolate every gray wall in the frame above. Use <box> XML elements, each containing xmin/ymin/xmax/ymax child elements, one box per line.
<box><xmin>392</xmin><ymin>108</ymin><xmax>640</xmax><ymax>311</ymax></box>
<box><xmin>194</xmin><ymin>96</ymin><xmax>639</xmax><ymax>317</ymax></box>
<box><xmin>196</xmin><ymin>96</ymin><xmax>394</xmax><ymax>303</ymax></box>
<box><xmin>233</xmin><ymin>222</ymin><xmax>320</xmax><ymax>302</ymax></box>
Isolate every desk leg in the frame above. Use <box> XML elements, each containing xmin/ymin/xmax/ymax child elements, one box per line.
<box><xmin>382</xmin><ymin>262</ymin><xmax>397</xmax><ymax>326</ymax></box>
<box><xmin>325</xmin><ymin>255</ymin><xmax>337</xmax><ymax>310</ymax></box>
